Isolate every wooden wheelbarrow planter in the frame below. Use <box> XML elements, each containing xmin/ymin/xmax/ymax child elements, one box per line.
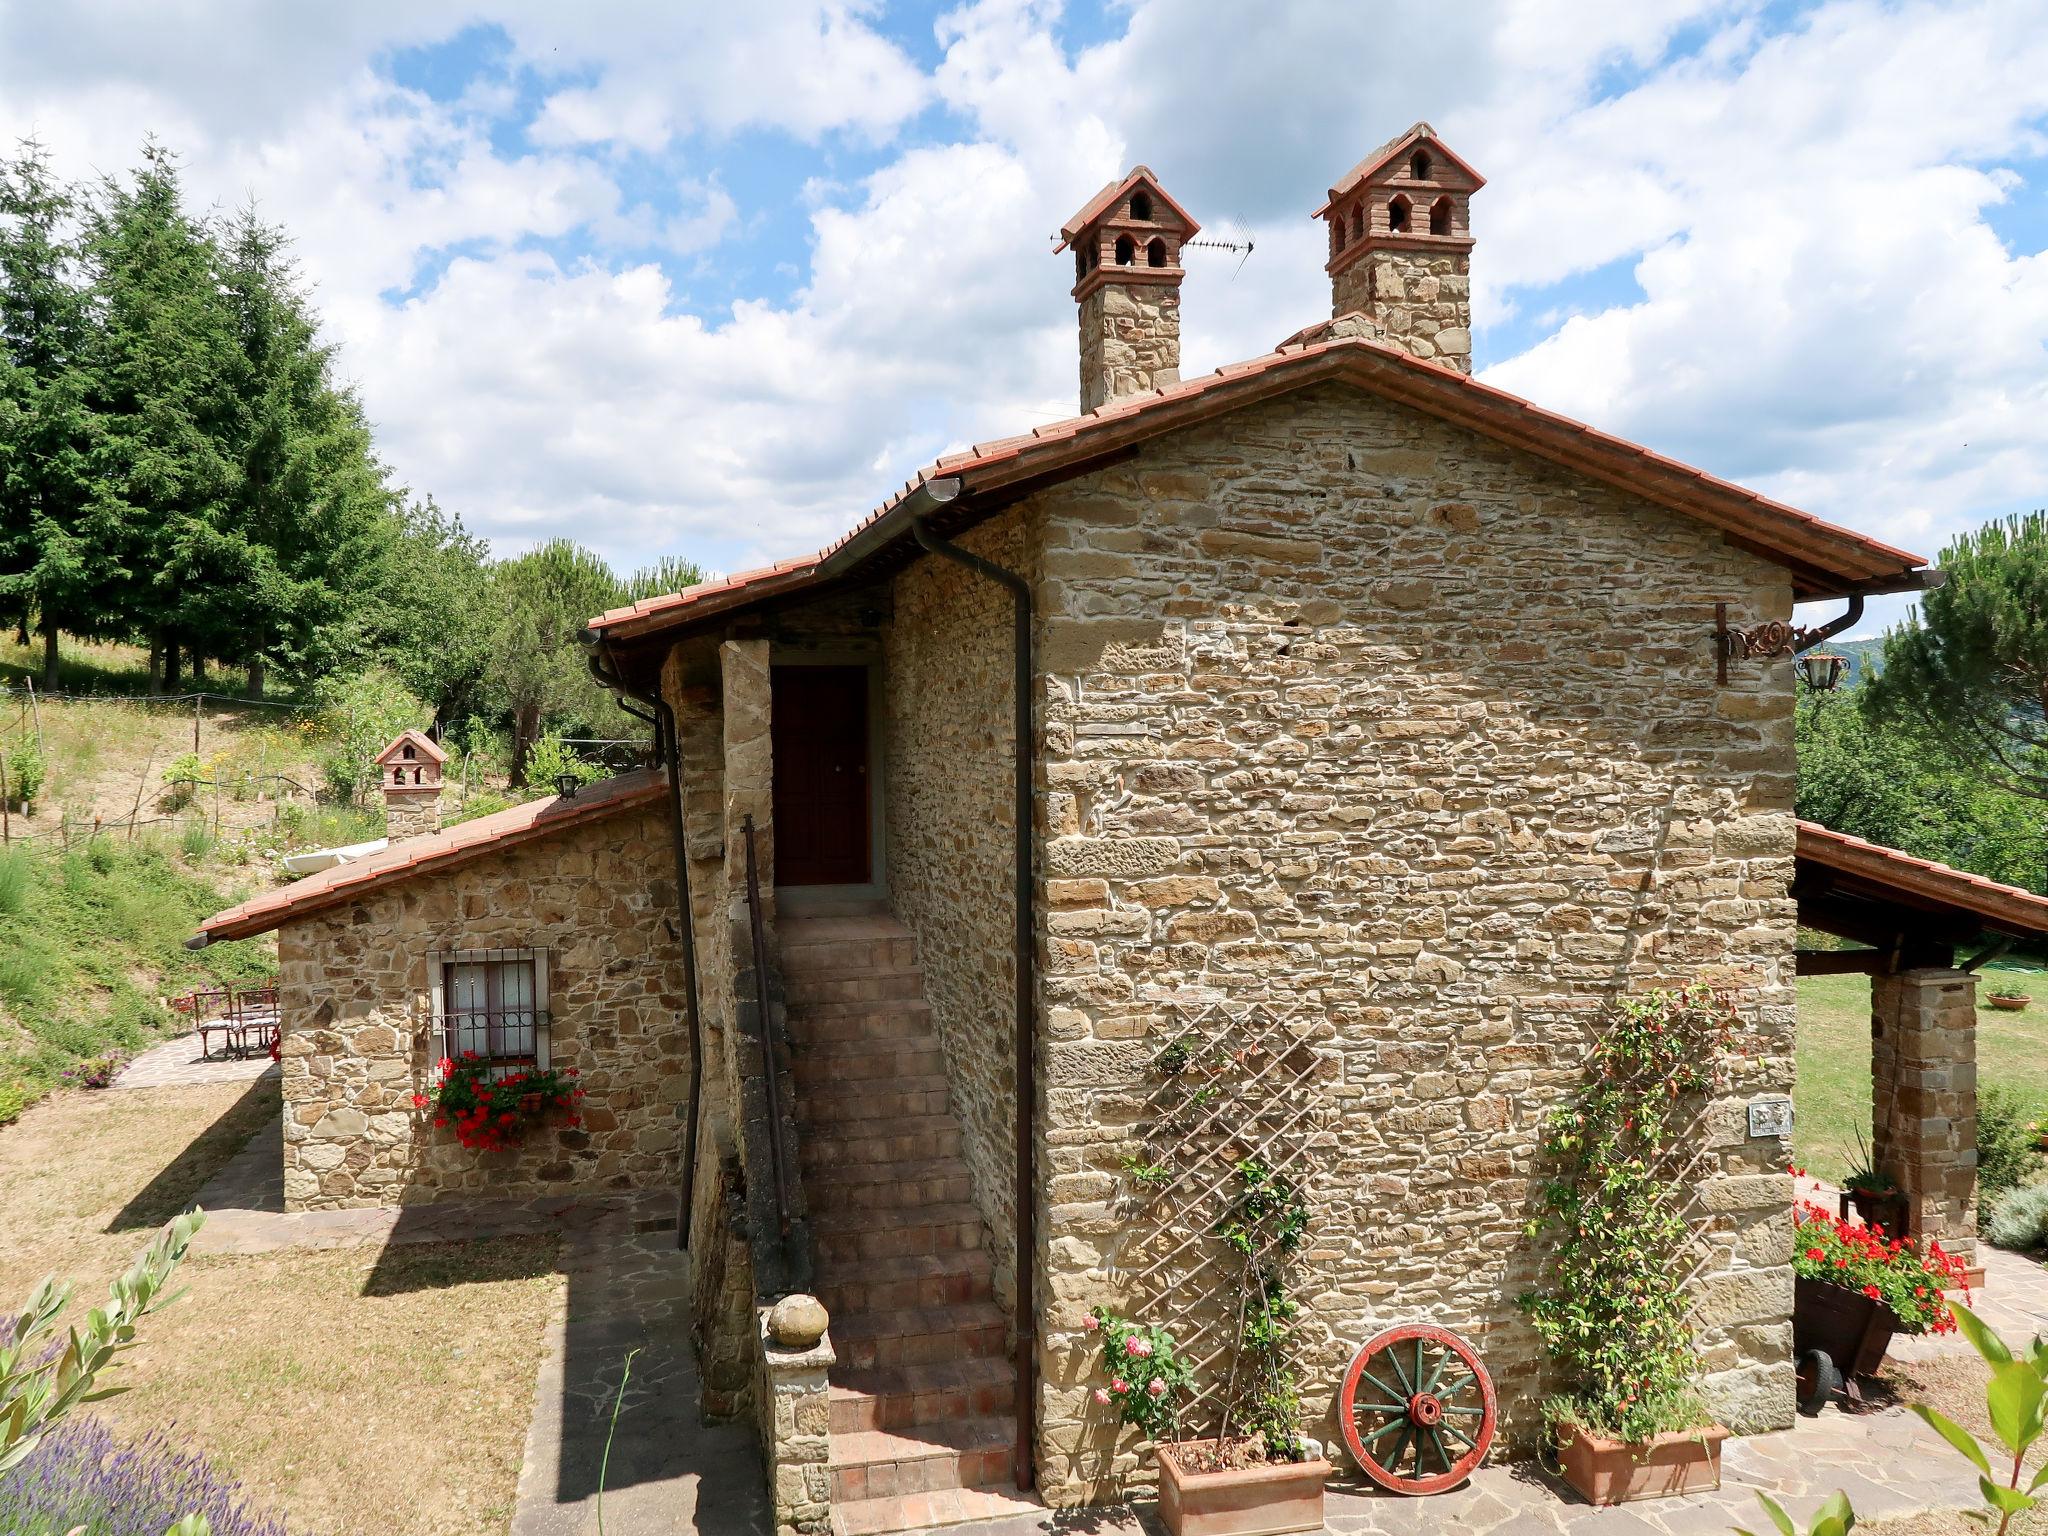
<box><xmin>1793</xmin><ymin>1275</ymin><xmax>1898</xmax><ymax>1414</ymax></box>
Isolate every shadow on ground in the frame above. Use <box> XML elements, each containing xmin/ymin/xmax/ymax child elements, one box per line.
<box><xmin>106</xmin><ymin>1073</ymin><xmax>280</xmax><ymax>1231</ymax></box>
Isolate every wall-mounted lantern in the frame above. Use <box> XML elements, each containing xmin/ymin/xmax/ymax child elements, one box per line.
<box><xmin>554</xmin><ymin>772</ymin><xmax>580</xmax><ymax>799</ymax></box>
<box><xmin>1715</xmin><ymin>598</ymin><xmax>1864</xmax><ymax>686</ymax></box>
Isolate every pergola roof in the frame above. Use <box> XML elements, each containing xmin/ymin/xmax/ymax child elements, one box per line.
<box><xmin>1796</xmin><ymin>820</ymin><xmax>2048</xmax><ymax>960</ymax></box>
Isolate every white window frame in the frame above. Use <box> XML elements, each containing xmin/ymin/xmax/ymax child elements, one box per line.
<box><xmin>426</xmin><ymin>948</ymin><xmax>552</xmax><ymax>1070</ymax></box>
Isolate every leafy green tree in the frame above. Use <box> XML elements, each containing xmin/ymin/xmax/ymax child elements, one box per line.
<box><xmin>0</xmin><ymin>139</ymin><xmax>120</xmax><ymax>686</ymax></box>
<box><xmin>347</xmin><ymin>495</ymin><xmax>494</xmax><ymax>720</ymax></box>
<box><xmin>84</xmin><ymin>141</ymin><xmax>239</xmax><ymax>689</ymax></box>
<box><xmin>312</xmin><ymin>665</ymin><xmax>430</xmax><ymax>806</ymax></box>
<box><xmin>485</xmin><ymin>541</ymin><xmax>624</xmax><ymax>785</ymax></box>
<box><xmin>1800</xmin><ymin>682</ymin><xmax>2047</xmax><ymax>890</ymax></box>
<box><xmin>1866</xmin><ymin>512</ymin><xmax>2048</xmax><ymax>800</ymax></box>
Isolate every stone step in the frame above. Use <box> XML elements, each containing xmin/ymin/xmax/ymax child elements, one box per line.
<box><xmin>828</xmin><ymin>1356</ymin><xmax>1016</xmax><ymax>1435</ymax></box>
<box><xmin>830</xmin><ymin>1485</ymin><xmax>1042</xmax><ymax>1536</ymax></box>
<box><xmin>781</xmin><ymin>933</ymin><xmax>921</xmax><ymax>976</ymax></box>
<box><xmin>815</xmin><ymin>1249</ymin><xmax>995</xmax><ymax>1315</ymax></box>
<box><xmin>796</xmin><ymin>1077</ymin><xmax>953</xmax><ymax>1126</ymax></box>
<box><xmin>828</xmin><ymin>1418</ymin><xmax>1014</xmax><ymax>1504</ymax></box>
<box><xmin>783</xmin><ymin>968</ymin><xmax>927</xmax><ymax>1008</ymax></box>
<box><xmin>831</xmin><ymin>1301</ymin><xmax>1008</xmax><ymax>1370</ymax></box>
<box><xmin>778</xmin><ymin>912</ymin><xmax>910</xmax><ymax>942</ymax></box>
<box><xmin>804</xmin><ymin>1117</ymin><xmax>963</xmax><ymax>1166</ymax></box>
<box><xmin>785</xmin><ymin>1002</ymin><xmax>937</xmax><ymax>1045</ymax></box>
<box><xmin>813</xmin><ymin>1202</ymin><xmax>985</xmax><ymax>1264</ymax></box>
<box><xmin>804</xmin><ymin>1156</ymin><xmax>976</xmax><ymax>1211</ymax></box>
<box><xmin>791</xmin><ymin>1042</ymin><xmax>947</xmax><ymax>1084</ymax></box>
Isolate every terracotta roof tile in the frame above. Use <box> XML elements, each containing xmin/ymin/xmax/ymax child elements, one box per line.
<box><xmin>1797</xmin><ymin>819</ymin><xmax>2048</xmax><ymax>941</ymax></box>
<box><xmin>194</xmin><ymin>769</ymin><xmax>667</xmax><ymax>945</ymax></box>
<box><xmin>588</xmin><ymin>332</ymin><xmax>1928</xmax><ymax>642</ymax></box>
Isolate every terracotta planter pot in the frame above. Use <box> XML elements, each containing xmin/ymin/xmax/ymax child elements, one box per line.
<box><xmin>1793</xmin><ymin>1273</ymin><xmax>1898</xmax><ymax>1378</ymax></box>
<box><xmin>1987</xmin><ymin>994</ymin><xmax>2031</xmax><ymax>1012</ymax></box>
<box><xmin>1157</xmin><ymin>1443</ymin><xmax>1329</xmax><ymax>1536</ymax></box>
<box><xmin>1557</xmin><ymin>1424</ymin><xmax>1727</xmax><ymax>1505</ymax></box>
<box><xmin>1842</xmin><ymin>1186</ymin><xmax>1909</xmax><ymax>1238</ymax></box>
<box><xmin>518</xmin><ymin>1091</ymin><xmax>546</xmax><ymax>1116</ymax></box>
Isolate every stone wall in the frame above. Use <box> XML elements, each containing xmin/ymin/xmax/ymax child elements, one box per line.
<box><xmin>1331</xmin><ymin>249</ymin><xmax>1471</xmax><ymax>371</ymax></box>
<box><xmin>884</xmin><ymin>512</ymin><xmax>1032</xmax><ymax>1312</ymax></box>
<box><xmin>1079</xmin><ymin>282</ymin><xmax>1180</xmax><ymax>413</ymax></box>
<box><xmin>274</xmin><ymin>802</ymin><xmax>688</xmax><ymax>1210</ymax></box>
<box><xmin>383</xmin><ymin>790</ymin><xmax>443</xmax><ymax>842</ymax></box>
<box><xmin>1025</xmin><ymin>382</ymin><xmax>1799</xmax><ymax>1501</ymax></box>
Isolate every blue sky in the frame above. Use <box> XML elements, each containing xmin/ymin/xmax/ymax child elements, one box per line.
<box><xmin>3</xmin><ymin>0</ymin><xmax>2045</xmax><ymax>635</ymax></box>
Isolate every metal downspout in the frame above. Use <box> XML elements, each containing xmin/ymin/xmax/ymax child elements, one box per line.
<box><xmin>585</xmin><ymin>640</ymin><xmax>707</xmax><ymax>1253</ymax></box>
<box><xmin>911</xmin><ymin>504</ymin><xmax>1037</xmax><ymax>1493</ymax></box>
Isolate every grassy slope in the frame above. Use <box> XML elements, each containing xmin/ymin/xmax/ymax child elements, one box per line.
<box><xmin>1795</xmin><ymin>961</ymin><xmax>2048</xmax><ymax>1182</ymax></box>
<box><xmin>0</xmin><ymin>841</ymin><xmax>275</xmax><ymax>1123</ymax></box>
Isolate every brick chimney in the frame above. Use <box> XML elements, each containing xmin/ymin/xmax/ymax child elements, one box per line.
<box><xmin>1313</xmin><ymin>123</ymin><xmax>1482</xmax><ymax>372</ymax></box>
<box><xmin>374</xmin><ymin>729</ymin><xmax>445</xmax><ymax>842</ymax></box>
<box><xmin>1057</xmin><ymin>168</ymin><xmax>1199</xmax><ymax>412</ymax></box>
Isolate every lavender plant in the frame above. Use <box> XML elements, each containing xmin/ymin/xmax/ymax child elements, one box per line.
<box><xmin>1</xmin><ymin>1210</ymin><xmax>204</xmax><ymax>1475</ymax></box>
<box><xmin>0</xmin><ymin>1417</ymin><xmax>282</xmax><ymax>1535</ymax></box>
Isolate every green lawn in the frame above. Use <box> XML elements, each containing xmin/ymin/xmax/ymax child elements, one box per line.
<box><xmin>1796</xmin><ymin>961</ymin><xmax>2048</xmax><ymax>1182</ymax></box>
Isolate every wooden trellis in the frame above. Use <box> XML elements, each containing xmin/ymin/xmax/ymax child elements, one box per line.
<box><xmin>1113</xmin><ymin>1000</ymin><xmax>1341</xmax><ymax>1436</ymax></box>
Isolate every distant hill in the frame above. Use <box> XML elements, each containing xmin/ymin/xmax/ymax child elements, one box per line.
<box><xmin>1831</xmin><ymin>636</ymin><xmax>1884</xmax><ymax>687</ymax></box>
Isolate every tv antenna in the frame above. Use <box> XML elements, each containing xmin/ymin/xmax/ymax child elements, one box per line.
<box><xmin>1183</xmin><ymin>217</ymin><xmax>1256</xmax><ymax>279</ymax></box>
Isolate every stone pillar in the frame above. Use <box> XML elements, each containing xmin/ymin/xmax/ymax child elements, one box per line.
<box><xmin>383</xmin><ymin>785</ymin><xmax>442</xmax><ymax>841</ymax></box>
<box><xmin>1871</xmin><ymin>967</ymin><xmax>1978</xmax><ymax>1265</ymax></box>
<box><xmin>758</xmin><ymin>1300</ymin><xmax>834</xmax><ymax>1536</ymax></box>
<box><xmin>721</xmin><ymin>639</ymin><xmax>775</xmax><ymax>926</ymax></box>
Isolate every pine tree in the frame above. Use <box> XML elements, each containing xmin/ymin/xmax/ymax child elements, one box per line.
<box><xmin>1865</xmin><ymin>511</ymin><xmax>2048</xmax><ymax>802</ymax></box>
<box><xmin>0</xmin><ymin>139</ymin><xmax>117</xmax><ymax>686</ymax></box>
<box><xmin>85</xmin><ymin>141</ymin><xmax>239</xmax><ymax>689</ymax></box>
<box><xmin>217</xmin><ymin>203</ymin><xmax>395</xmax><ymax>693</ymax></box>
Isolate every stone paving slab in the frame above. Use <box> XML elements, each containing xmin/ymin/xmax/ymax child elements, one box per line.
<box><xmin>113</xmin><ymin>1030</ymin><xmax>278</xmax><ymax>1090</ymax></box>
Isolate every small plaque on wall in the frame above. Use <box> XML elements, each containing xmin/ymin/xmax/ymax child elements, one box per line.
<box><xmin>1748</xmin><ymin>1098</ymin><xmax>1795</xmax><ymax>1139</ymax></box>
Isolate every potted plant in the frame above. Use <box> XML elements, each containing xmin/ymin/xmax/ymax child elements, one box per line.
<box><xmin>1790</xmin><ymin>1200</ymin><xmax>1970</xmax><ymax>1409</ymax></box>
<box><xmin>1986</xmin><ymin>989</ymin><xmax>2031</xmax><ymax>1012</ymax></box>
<box><xmin>1839</xmin><ymin>1131</ymin><xmax>1909</xmax><ymax>1235</ymax></box>
<box><xmin>418</xmin><ymin>1051</ymin><xmax>585</xmax><ymax>1151</ymax></box>
<box><xmin>1523</xmin><ymin>986</ymin><xmax>1737</xmax><ymax>1505</ymax></box>
<box><xmin>1088</xmin><ymin>1161</ymin><xmax>1329</xmax><ymax>1536</ymax></box>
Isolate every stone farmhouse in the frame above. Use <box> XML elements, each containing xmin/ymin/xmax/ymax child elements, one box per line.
<box><xmin>194</xmin><ymin>125</ymin><xmax>2048</xmax><ymax>1536</ymax></box>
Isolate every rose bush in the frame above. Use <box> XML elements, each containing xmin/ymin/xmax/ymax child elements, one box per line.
<box><xmin>1085</xmin><ymin>1309</ymin><xmax>1194</xmax><ymax>1445</ymax></box>
<box><xmin>1791</xmin><ymin>1201</ymin><xmax>1970</xmax><ymax>1334</ymax></box>
<box><xmin>420</xmin><ymin>1052</ymin><xmax>585</xmax><ymax>1152</ymax></box>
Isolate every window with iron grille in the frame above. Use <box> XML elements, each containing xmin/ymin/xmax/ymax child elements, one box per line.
<box><xmin>429</xmin><ymin>949</ymin><xmax>551</xmax><ymax>1073</ymax></box>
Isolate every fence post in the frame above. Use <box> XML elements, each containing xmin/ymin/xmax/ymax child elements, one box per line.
<box><xmin>25</xmin><ymin>677</ymin><xmax>41</xmax><ymax>756</ymax></box>
<box><xmin>193</xmin><ymin>693</ymin><xmax>202</xmax><ymax>754</ymax></box>
<box><xmin>1</xmin><ymin>749</ymin><xmax>9</xmax><ymax>845</ymax></box>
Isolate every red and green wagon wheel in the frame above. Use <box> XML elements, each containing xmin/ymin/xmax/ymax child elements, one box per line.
<box><xmin>1338</xmin><ymin>1324</ymin><xmax>1497</xmax><ymax>1495</ymax></box>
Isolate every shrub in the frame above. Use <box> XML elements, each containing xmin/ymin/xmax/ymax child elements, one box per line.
<box><xmin>0</xmin><ymin>845</ymin><xmax>31</xmax><ymax>915</ymax></box>
<box><xmin>1987</xmin><ymin>1181</ymin><xmax>2048</xmax><ymax>1253</ymax></box>
<box><xmin>0</xmin><ymin>1416</ymin><xmax>285</xmax><ymax>1536</ymax></box>
<box><xmin>178</xmin><ymin>820</ymin><xmax>213</xmax><ymax>861</ymax></box>
<box><xmin>60</xmin><ymin>1054</ymin><xmax>124</xmax><ymax>1090</ymax></box>
<box><xmin>160</xmin><ymin>752</ymin><xmax>205</xmax><ymax>813</ymax></box>
<box><xmin>525</xmin><ymin>732</ymin><xmax>604</xmax><ymax>793</ymax></box>
<box><xmin>1977</xmin><ymin>1084</ymin><xmax>2039</xmax><ymax>1203</ymax></box>
<box><xmin>8</xmin><ymin>739</ymin><xmax>46</xmax><ymax>805</ymax></box>
<box><xmin>445</xmin><ymin>790</ymin><xmax>514</xmax><ymax>827</ymax></box>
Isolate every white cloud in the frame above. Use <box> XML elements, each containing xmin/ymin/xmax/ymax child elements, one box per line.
<box><xmin>0</xmin><ymin>0</ymin><xmax>2042</xmax><ymax>606</ymax></box>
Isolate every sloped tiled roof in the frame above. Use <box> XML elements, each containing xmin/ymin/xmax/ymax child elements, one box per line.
<box><xmin>192</xmin><ymin>770</ymin><xmax>667</xmax><ymax>945</ymax></box>
<box><xmin>1311</xmin><ymin>122</ymin><xmax>1488</xmax><ymax>217</ymax></box>
<box><xmin>373</xmin><ymin>728</ymin><xmax>446</xmax><ymax>767</ymax></box>
<box><xmin>587</xmin><ymin>331</ymin><xmax>1928</xmax><ymax>645</ymax></box>
<box><xmin>1797</xmin><ymin>820</ymin><xmax>2048</xmax><ymax>942</ymax></box>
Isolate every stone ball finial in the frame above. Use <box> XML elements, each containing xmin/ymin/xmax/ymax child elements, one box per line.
<box><xmin>768</xmin><ymin>1293</ymin><xmax>829</xmax><ymax>1348</ymax></box>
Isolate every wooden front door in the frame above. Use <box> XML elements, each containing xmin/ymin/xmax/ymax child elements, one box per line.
<box><xmin>771</xmin><ymin>664</ymin><xmax>871</xmax><ymax>886</ymax></box>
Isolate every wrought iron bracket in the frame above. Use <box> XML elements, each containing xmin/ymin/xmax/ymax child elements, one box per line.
<box><xmin>1714</xmin><ymin>595</ymin><xmax>1864</xmax><ymax>684</ymax></box>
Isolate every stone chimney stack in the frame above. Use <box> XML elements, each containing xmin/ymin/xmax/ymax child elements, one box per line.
<box><xmin>1057</xmin><ymin>167</ymin><xmax>1198</xmax><ymax>412</ymax></box>
<box><xmin>375</xmin><ymin>729</ymin><xmax>446</xmax><ymax>842</ymax></box>
<box><xmin>1313</xmin><ymin>123</ymin><xmax>1482</xmax><ymax>372</ymax></box>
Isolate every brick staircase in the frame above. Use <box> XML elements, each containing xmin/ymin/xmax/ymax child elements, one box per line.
<box><xmin>780</xmin><ymin>904</ymin><xmax>1040</xmax><ymax>1536</ymax></box>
